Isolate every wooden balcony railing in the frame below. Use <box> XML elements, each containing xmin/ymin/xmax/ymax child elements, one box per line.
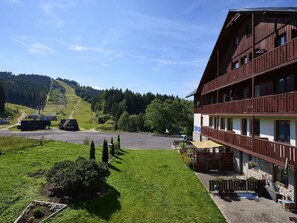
<box><xmin>199</xmin><ymin>91</ymin><xmax>297</xmax><ymax>115</ymax></box>
<box><xmin>202</xmin><ymin>38</ymin><xmax>297</xmax><ymax>95</ymax></box>
<box><xmin>201</xmin><ymin>126</ymin><xmax>297</xmax><ymax>166</ymax></box>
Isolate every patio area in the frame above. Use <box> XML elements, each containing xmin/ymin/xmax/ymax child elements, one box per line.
<box><xmin>196</xmin><ymin>171</ymin><xmax>297</xmax><ymax>223</ymax></box>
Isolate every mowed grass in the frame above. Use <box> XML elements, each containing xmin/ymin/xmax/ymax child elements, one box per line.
<box><xmin>0</xmin><ymin>138</ymin><xmax>225</xmax><ymax>223</ymax></box>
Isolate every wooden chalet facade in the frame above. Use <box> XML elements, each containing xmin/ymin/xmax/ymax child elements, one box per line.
<box><xmin>191</xmin><ymin>8</ymin><xmax>297</xmax><ymax>202</ymax></box>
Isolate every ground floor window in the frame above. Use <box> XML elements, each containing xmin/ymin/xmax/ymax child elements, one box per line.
<box><xmin>276</xmin><ymin>167</ymin><xmax>288</xmax><ymax>186</ymax></box>
<box><xmin>275</xmin><ymin>120</ymin><xmax>290</xmax><ymax>143</ymax></box>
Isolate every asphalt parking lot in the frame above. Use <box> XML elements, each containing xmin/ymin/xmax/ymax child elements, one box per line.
<box><xmin>0</xmin><ymin>129</ymin><xmax>177</xmax><ymax>150</ymax></box>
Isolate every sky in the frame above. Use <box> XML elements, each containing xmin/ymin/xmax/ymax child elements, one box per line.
<box><xmin>1</xmin><ymin>0</ymin><xmax>297</xmax><ymax>98</ymax></box>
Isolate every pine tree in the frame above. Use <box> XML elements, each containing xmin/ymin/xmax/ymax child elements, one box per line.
<box><xmin>0</xmin><ymin>83</ymin><xmax>6</xmax><ymax>115</ymax></box>
<box><xmin>89</xmin><ymin>140</ymin><xmax>95</xmax><ymax>160</ymax></box>
<box><xmin>102</xmin><ymin>139</ymin><xmax>109</xmax><ymax>163</ymax></box>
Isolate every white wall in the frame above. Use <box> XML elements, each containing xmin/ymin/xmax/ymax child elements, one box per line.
<box><xmin>259</xmin><ymin>117</ymin><xmax>275</xmax><ymax>141</ymax></box>
<box><xmin>258</xmin><ymin>117</ymin><xmax>297</xmax><ymax>145</ymax></box>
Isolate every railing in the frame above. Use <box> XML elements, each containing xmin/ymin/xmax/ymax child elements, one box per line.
<box><xmin>201</xmin><ymin>38</ymin><xmax>297</xmax><ymax>95</ymax></box>
<box><xmin>201</xmin><ymin>126</ymin><xmax>297</xmax><ymax>166</ymax></box>
<box><xmin>199</xmin><ymin>91</ymin><xmax>297</xmax><ymax>115</ymax></box>
<box><xmin>209</xmin><ymin>179</ymin><xmax>266</xmax><ymax>192</ymax></box>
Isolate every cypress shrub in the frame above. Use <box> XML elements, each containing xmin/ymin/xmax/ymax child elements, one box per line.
<box><xmin>102</xmin><ymin>139</ymin><xmax>109</xmax><ymax>163</ymax></box>
<box><xmin>89</xmin><ymin>140</ymin><xmax>95</xmax><ymax>160</ymax></box>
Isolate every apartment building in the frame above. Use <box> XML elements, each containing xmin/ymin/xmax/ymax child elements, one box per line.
<box><xmin>190</xmin><ymin>8</ymin><xmax>297</xmax><ymax>201</ymax></box>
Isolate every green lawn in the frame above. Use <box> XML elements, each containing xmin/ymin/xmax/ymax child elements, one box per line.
<box><xmin>0</xmin><ymin>138</ymin><xmax>225</xmax><ymax>223</ymax></box>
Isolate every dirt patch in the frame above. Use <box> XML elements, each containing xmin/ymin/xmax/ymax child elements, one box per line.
<box><xmin>16</xmin><ymin>200</ymin><xmax>67</xmax><ymax>223</ymax></box>
<box><xmin>40</xmin><ymin>184</ymin><xmax>108</xmax><ymax>204</ymax></box>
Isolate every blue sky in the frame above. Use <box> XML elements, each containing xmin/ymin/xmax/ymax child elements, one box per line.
<box><xmin>1</xmin><ymin>0</ymin><xmax>296</xmax><ymax>97</ymax></box>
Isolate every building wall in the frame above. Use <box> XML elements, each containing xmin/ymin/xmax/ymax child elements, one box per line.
<box><xmin>193</xmin><ymin>114</ymin><xmax>209</xmax><ymax>142</ymax></box>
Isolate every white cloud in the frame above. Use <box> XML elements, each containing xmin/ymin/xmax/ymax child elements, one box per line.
<box><xmin>40</xmin><ymin>1</ymin><xmax>72</xmax><ymax>27</ymax></box>
<box><xmin>68</xmin><ymin>44</ymin><xmax>123</xmax><ymax>58</ymax></box>
<box><xmin>28</xmin><ymin>43</ymin><xmax>56</xmax><ymax>56</ymax></box>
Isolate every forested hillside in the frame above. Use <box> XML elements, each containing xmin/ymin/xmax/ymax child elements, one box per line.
<box><xmin>0</xmin><ymin>72</ymin><xmax>193</xmax><ymax>134</ymax></box>
<box><xmin>57</xmin><ymin>78</ymin><xmax>102</xmax><ymax>103</ymax></box>
<box><xmin>0</xmin><ymin>72</ymin><xmax>51</xmax><ymax>108</ymax></box>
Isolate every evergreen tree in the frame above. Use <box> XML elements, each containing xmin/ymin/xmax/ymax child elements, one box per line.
<box><xmin>0</xmin><ymin>83</ymin><xmax>5</xmax><ymax>115</ymax></box>
<box><xmin>89</xmin><ymin>140</ymin><xmax>95</xmax><ymax>160</ymax></box>
<box><xmin>102</xmin><ymin>139</ymin><xmax>109</xmax><ymax>163</ymax></box>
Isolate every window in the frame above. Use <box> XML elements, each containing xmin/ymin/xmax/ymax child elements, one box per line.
<box><xmin>214</xmin><ymin>117</ymin><xmax>217</xmax><ymax>129</ymax></box>
<box><xmin>220</xmin><ymin>118</ymin><xmax>225</xmax><ymax>130</ymax></box>
<box><xmin>243</xmin><ymin>87</ymin><xmax>249</xmax><ymax>99</ymax></box>
<box><xmin>276</xmin><ymin>167</ymin><xmax>288</xmax><ymax>186</ymax></box>
<box><xmin>232</xmin><ymin>61</ymin><xmax>239</xmax><ymax>70</ymax></box>
<box><xmin>292</xmin><ymin>29</ymin><xmax>297</xmax><ymax>39</ymax></box>
<box><xmin>248</xmin><ymin>52</ymin><xmax>253</xmax><ymax>61</ymax></box>
<box><xmin>234</xmin><ymin>35</ymin><xmax>240</xmax><ymax>46</ymax></box>
<box><xmin>275</xmin><ymin>33</ymin><xmax>286</xmax><ymax>47</ymax></box>
<box><xmin>240</xmin><ymin>56</ymin><xmax>248</xmax><ymax>65</ymax></box>
<box><xmin>275</xmin><ymin>120</ymin><xmax>290</xmax><ymax>143</ymax></box>
<box><xmin>254</xmin><ymin>119</ymin><xmax>260</xmax><ymax>136</ymax></box>
<box><xmin>209</xmin><ymin>117</ymin><xmax>213</xmax><ymax>127</ymax></box>
<box><xmin>255</xmin><ymin>85</ymin><xmax>260</xmax><ymax>97</ymax></box>
<box><xmin>246</xmin><ymin>23</ymin><xmax>252</xmax><ymax>36</ymax></box>
<box><xmin>227</xmin><ymin>118</ymin><xmax>233</xmax><ymax>131</ymax></box>
<box><xmin>275</xmin><ymin>74</ymin><xmax>295</xmax><ymax>94</ymax></box>
<box><xmin>241</xmin><ymin>119</ymin><xmax>247</xmax><ymax>135</ymax></box>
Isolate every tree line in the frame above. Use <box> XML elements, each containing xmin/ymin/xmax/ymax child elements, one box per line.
<box><xmin>0</xmin><ymin>72</ymin><xmax>51</xmax><ymax>109</ymax></box>
<box><xmin>91</xmin><ymin>88</ymin><xmax>193</xmax><ymax>135</ymax></box>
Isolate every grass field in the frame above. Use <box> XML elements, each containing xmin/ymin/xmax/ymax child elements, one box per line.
<box><xmin>0</xmin><ymin>137</ymin><xmax>225</xmax><ymax>223</ymax></box>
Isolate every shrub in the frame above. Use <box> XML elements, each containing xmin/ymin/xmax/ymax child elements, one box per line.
<box><xmin>33</xmin><ymin>207</ymin><xmax>44</xmax><ymax>219</ymax></box>
<box><xmin>181</xmin><ymin>153</ymin><xmax>192</xmax><ymax>167</ymax></box>
<box><xmin>46</xmin><ymin>157</ymin><xmax>110</xmax><ymax>195</ymax></box>
<box><xmin>102</xmin><ymin>139</ymin><xmax>109</xmax><ymax>163</ymax></box>
<box><xmin>89</xmin><ymin>140</ymin><xmax>95</xmax><ymax>160</ymax></box>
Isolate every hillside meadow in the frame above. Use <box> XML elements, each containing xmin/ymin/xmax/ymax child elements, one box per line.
<box><xmin>0</xmin><ymin>137</ymin><xmax>225</xmax><ymax>222</ymax></box>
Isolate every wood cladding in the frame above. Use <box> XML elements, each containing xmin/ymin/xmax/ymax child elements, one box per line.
<box><xmin>204</xmin><ymin>14</ymin><xmax>297</xmax><ymax>95</ymax></box>
<box><xmin>201</xmin><ymin>126</ymin><xmax>297</xmax><ymax>167</ymax></box>
<box><xmin>202</xmin><ymin>37</ymin><xmax>297</xmax><ymax>94</ymax></box>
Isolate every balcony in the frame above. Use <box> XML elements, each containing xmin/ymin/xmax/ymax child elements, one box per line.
<box><xmin>201</xmin><ymin>126</ymin><xmax>297</xmax><ymax>167</ymax></box>
<box><xmin>199</xmin><ymin>91</ymin><xmax>297</xmax><ymax>115</ymax></box>
<box><xmin>202</xmin><ymin>38</ymin><xmax>297</xmax><ymax>95</ymax></box>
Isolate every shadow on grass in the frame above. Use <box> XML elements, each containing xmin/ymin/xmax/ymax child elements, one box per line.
<box><xmin>117</xmin><ymin>149</ymin><xmax>128</xmax><ymax>155</ymax></box>
<box><xmin>108</xmin><ymin>164</ymin><xmax>121</xmax><ymax>172</ymax></box>
<box><xmin>71</xmin><ymin>184</ymin><xmax>121</xmax><ymax>221</ymax></box>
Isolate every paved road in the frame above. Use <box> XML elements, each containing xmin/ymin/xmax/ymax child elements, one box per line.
<box><xmin>0</xmin><ymin>129</ymin><xmax>177</xmax><ymax>150</ymax></box>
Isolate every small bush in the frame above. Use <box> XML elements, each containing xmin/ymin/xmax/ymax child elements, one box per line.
<box><xmin>46</xmin><ymin>157</ymin><xmax>110</xmax><ymax>195</ymax></box>
<box><xmin>33</xmin><ymin>207</ymin><xmax>44</xmax><ymax>219</ymax></box>
<box><xmin>181</xmin><ymin>153</ymin><xmax>192</xmax><ymax>167</ymax></box>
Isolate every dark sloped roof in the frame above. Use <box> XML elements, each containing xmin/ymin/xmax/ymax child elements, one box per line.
<box><xmin>230</xmin><ymin>7</ymin><xmax>297</xmax><ymax>13</ymax></box>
